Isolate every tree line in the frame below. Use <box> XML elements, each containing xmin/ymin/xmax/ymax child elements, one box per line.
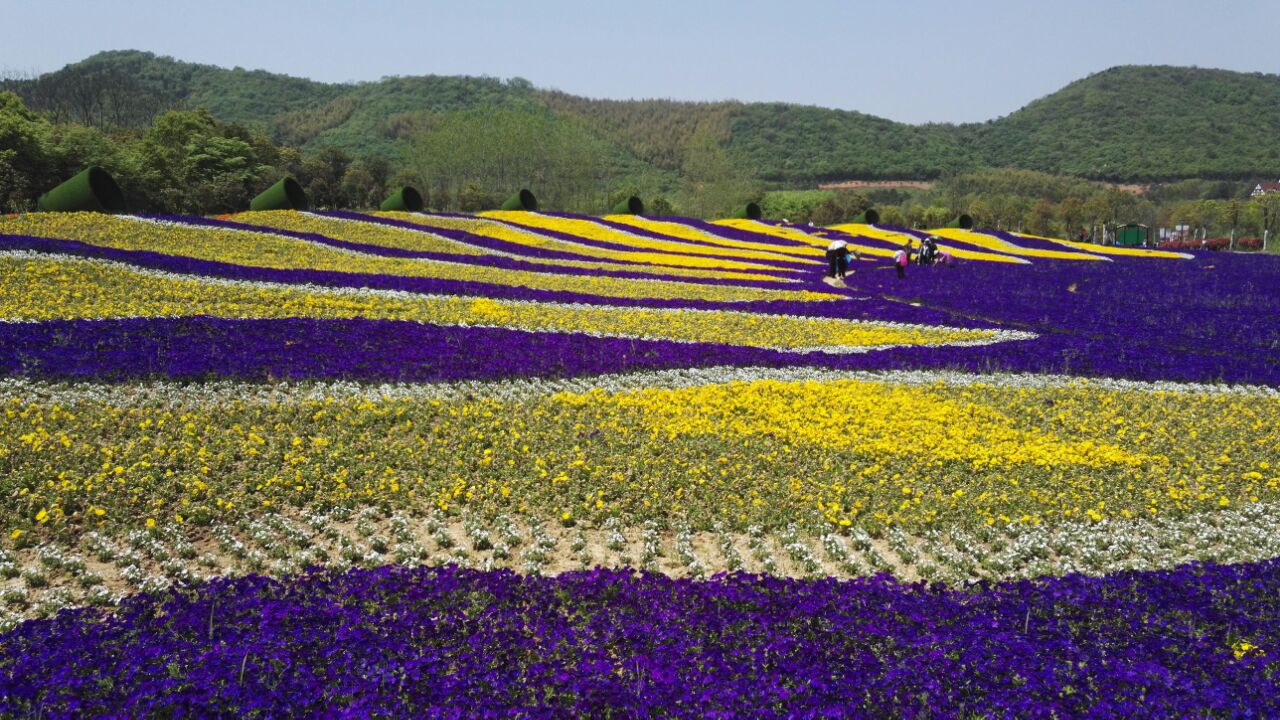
<box><xmin>4</xmin><ymin>90</ymin><xmax>1279</xmax><ymax>247</ymax></box>
<box><xmin>761</xmin><ymin>169</ymin><xmax>1280</xmax><ymax>245</ymax></box>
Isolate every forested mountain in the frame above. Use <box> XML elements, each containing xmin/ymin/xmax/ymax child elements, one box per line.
<box><xmin>975</xmin><ymin>65</ymin><xmax>1280</xmax><ymax>181</ymax></box>
<box><xmin>5</xmin><ymin>51</ymin><xmax>1278</xmax><ymax>185</ymax></box>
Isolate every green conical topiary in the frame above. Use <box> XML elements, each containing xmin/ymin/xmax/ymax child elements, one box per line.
<box><xmin>380</xmin><ymin>187</ymin><xmax>424</xmax><ymax>212</ymax></box>
<box><xmin>610</xmin><ymin>196</ymin><xmax>645</xmax><ymax>215</ymax></box>
<box><xmin>37</xmin><ymin>167</ymin><xmax>127</xmax><ymax>213</ymax></box>
<box><xmin>250</xmin><ymin>177</ymin><xmax>309</xmax><ymax>211</ymax></box>
<box><xmin>499</xmin><ymin>189</ymin><xmax>538</xmax><ymax>212</ymax></box>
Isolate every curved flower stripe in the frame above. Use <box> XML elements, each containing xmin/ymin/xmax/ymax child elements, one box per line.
<box><xmin>1009</xmin><ymin>230</ymin><xmax>1195</xmax><ymax>259</ymax></box>
<box><xmin>482</xmin><ymin>210</ymin><xmax>813</xmax><ymax>267</ymax></box>
<box><xmin>599</xmin><ymin>214</ymin><xmax>826</xmax><ymax>258</ymax></box>
<box><xmin>718</xmin><ymin>218</ymin><xmax>911</xmax><ymax>262</ymax></box>
<box><xmin>3</xmin><ymin>560</ymin><xmax>1280</xmax><ymax>717</ymax></box>
<box><xmin>3</xmin><ymin>363</ymin><xmax>1278</xmax><ymax>537</ymax></box>
<box><xmin>830</xmin><ymin>224</ymin><xmax>1033</xmax><ymax>264</ymax></box>
<box><xmin>0</xmin><ymin>214</ymin><xmax>827</xmax><ymax>304</ymax></box>
<box><xmin>176</xmin><ymin>212</ymin><xmax>802</xmax><ymax>288</ymax></box>
<box><xmin>928</xmin><ymin>228</ymin><xmax>1109</xmax><ymax>261</ymax></box>
<box><xmin>674</xmin><ymin>216</ymin><xmax>830</xmax><ymax>250</ymax></box>
<box><xmin>364</xmin><ymin>211</ymin><xmax>798</xmax><ymax>274</ymax></box>
<box><xmin>212</xmin><ymin>210</ymin><xmax>488</xmax><ymax>256</ymax></box>
<box><xmin>222</xmin><ymin>211</ymin><xmax>793</xmax><ymax>284</ymax></box>
<box><xmin>0</xmin><ymin>254</ymin><xmax>997</xmax><ymax>352</ymax></box>
<box><xmin>830</xmin><ymin>250</ymin><xmax>1280</xmax><ymax>384</ymax></box>
<box><xmin>0</xmin><ymin>318</ymin><xmax>777</xmax><ymax>382</ymax></box>
<box><xmin>720</xmin><ymin>219</ymin><xmax>1026</xmax><ymax>267</ymax></box>
<box><xmin>2</xmin><ymin>233</ymin><xmax>992</xmax><ymax>327</ymax></box>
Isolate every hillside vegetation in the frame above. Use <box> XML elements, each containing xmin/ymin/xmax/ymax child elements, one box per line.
<box><xmin>4</xmin><ymin>52</ymin><xmax>1280</xmax><ymax>233</ymax></box>
<box><xmin>5</xmin><ymin>51</ymin><xmax>1279</xmax><ymax>184</ymax></box>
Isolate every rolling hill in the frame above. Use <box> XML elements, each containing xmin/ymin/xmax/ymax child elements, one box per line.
<box><xmin>5</xmin><ymin>51</ymin><xmax>1279</xmax><ymax>184</ymax></box>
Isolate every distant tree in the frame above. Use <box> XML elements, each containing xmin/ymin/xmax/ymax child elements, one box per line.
<box><xmin>811</xmin><ymin>191</ymin><xmax>871</xmax><ymax>226</ymax></box>
<box><xmin>679</xmin><ymin>117</ymin><xmax>760</xmax><ymax>218</ymax></box>
<box><xmin>0</xmin><ymin>91</ymin><xmax>52</xmax><ymax>211</ymax></box>
<box><xmin>606</xmin><ymin>186</ymin><xmax>642</xmax><ymax>214</ymax></box>
<box><xmin>967</xmin><ymin>198</ymin><xmax>993</xmax><ymax>229</ymax></box>
<box><xmin>457</xmin><ymin>182</ymin><xmax>500</xmax><ymax>213</ymax></box>
<box><xmin>1223</xmin><ymin>199</ymin><xmax>1244</xmax><ymax>248</ymax></box>
<box><xmin>1027</xmin><ymin>199</ymin><xmax>1055</xmax><ymax>236</ymax></box>
<box><xmin>184</xmin><ymin>134</ymin><xmax>263</xmax><ymax>212</ymax></box>
<box><xmin>406</xmin><ymin>107</ymin><xmax>602</xmax><ymax>212</ymax></box>
<box><xmin>302</xmin><ymin>146</ymin><xmax>352</xmax><ymax>209</ymax></box>
<box><xmin>134</xmin><ymin>108</ymin><xmax>274</xmax><ymax>212</ymax></box>
<box><xmin>340</xmin><ymin>162</ymin><xmax>384</xmax><ymax>209</ymax></box>
<box><xmin>918</xmin><ymin>206</ymin><xmax>953</xmax><ymax>229</ymax></box>
<box><xmin>1057</xmin><ymin>196</ymin><xmax>1086</xmax><ymax>238</ymax></box>
<box><xmin>760</xmin><ymin>190</ymin><xmax>832</xmax><ymax>224</ymax></box>
<box><xmin>649</xmin><ymin>196</ymin><xmax>675</xmax><ymax>216</ymax></box>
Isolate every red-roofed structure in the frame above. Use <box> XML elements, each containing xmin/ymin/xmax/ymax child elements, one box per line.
<box><xmin>1251</xmin><ymin>181</ymin><xmax>1280</xmax><ymax>197</ymax></box>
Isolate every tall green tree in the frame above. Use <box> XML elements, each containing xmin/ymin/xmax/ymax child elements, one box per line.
<box><xmin>0</xmin><ymin>92</ymin><xmax>53</xmax><ymax>211</ymax></box>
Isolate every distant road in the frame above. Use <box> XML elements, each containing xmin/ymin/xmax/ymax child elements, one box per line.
<box><xmin>818</xmin><ymin>180</ymin><xmax>935</xmax><ymax>191</ymax></box>
<box><xmin>818</xmin><ymin>179</ymin><xmax>1151</xmax><ymax>194</ymax></box>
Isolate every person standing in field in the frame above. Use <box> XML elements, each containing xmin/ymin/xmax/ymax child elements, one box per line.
<box><xmin>893</xmin><ymin>241</ymin><xmax>912</xmax><ymax>279</ymax></box>
<box><xmin>826</xmin><ymin>238</ymin><xmax>856</xmax><ymax>279</ymax></box>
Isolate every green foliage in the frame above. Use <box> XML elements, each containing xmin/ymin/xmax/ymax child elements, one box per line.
<box><xmin>677</xmin><ymin>115</ymin><xmax>761</xmax><ymax>218</ymax></box>
<box><xmin>6</xmin><ymin>53</ymin><xmax>1280</xmax><ymax>219</ymax></box>
<box><xmin>137</xmin><ymin>109</ymin><xmax>275</xmax><ymax>213</ymax></box>
<box><xmin>648</xmin><ymin>196</ymin><xmax>675</xmax><ymax>216</ymax></box>
<box><xmin>405</xmin><ymin>107</ymin><xmax>603</xmax><ymax>211</ymax></box>
<box><xmin>974</xmin><ymin>66</ymin><xmax>1280</xmax><ymax>181</ymax></box>
<box><xmin>759</xmin><ymin>190</ymin><xmax>833</xmax><ymax>223</ymax></box>
<box><xmin>0</xmin><ymin>91</ymin><xmax>53</xmax><ymax>211</ymax></box>
<box><xmin>727</xmin><ymin>104</ymin><xmax>977</xmax><ymax>183</ymax></box>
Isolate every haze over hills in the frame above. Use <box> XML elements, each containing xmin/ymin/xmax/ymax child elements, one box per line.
<box><xmin>4</xmin><ymin>50</ymin><xmax>1280</xmax><ymax>184</ymax></box>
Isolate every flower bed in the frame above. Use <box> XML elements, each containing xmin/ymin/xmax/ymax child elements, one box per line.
<box><xmin>0</xmin><ymin>208</ymin><xmax>1277</xmax><ymax>716</ymax></box>
<box><xmin>3</xmin><ymin>560</ymin><xmax>1279</xmax><ymax>718</ymax></box>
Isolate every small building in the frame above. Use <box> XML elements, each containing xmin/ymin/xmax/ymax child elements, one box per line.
<box><xmin>1251</xmin><ymin>181</ymin><xmax>1280</xmax><ymax>198</ymax></box>
<box><xmin>1114</xmin><ymin>222</ymin><xmax>1149</xmax><ymax>247</ymax></box>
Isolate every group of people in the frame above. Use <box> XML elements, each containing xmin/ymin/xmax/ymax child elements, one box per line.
<box><xmin>830</xmin><ymin>235</ymin><xmax>954</xmax><ymax>281</ymax></box>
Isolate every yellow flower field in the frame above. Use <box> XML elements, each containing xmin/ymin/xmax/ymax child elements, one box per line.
<box><xmin>0</xmin><ymin>254</ymin><xmax>983</xmax><ymax>349</ymax></box>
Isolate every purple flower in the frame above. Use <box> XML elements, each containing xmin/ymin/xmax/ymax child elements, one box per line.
<box><xmin>3</xmin><ymin>559</ymin><xmax>1278</xmax><ymax>717</ymax></box>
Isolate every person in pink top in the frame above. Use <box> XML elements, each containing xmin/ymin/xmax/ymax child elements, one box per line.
<box><xmin>892</xmin><ymin>241</ymin><xmax>912</xmax><ymax>278</ymax></box>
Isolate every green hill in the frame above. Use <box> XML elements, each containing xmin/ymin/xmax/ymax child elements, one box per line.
<box><xmin>5</xmin><ymin>51</ymin><xmax>1279</xmax><ymax>183</ymax></box>
<box><xmin>975</xmin><ymin>65</ymin><xmax>1280</xmax><ymax>181</ymax></box>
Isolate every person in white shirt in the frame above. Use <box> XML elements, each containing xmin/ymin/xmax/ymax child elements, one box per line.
<box><xmin>826</xmin><ymin>239</ymin><xmax>856</xmax><ymax>278</ymax></box>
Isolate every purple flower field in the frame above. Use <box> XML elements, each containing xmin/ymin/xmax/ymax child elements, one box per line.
<box><xmin>2</xmin><ymin>209</ymin><xmax>1280</xmax><ymax>717</ymax></box>
<box><xmin>3</xmin><ymin>560</ymin><xmax>1278</xmax><ymax>718</ymax></box>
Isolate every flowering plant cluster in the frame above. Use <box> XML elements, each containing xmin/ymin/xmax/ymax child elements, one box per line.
<box><xmin>3</xmin><ymin>560</ymin><xmax>1280</xmax><ymax>718</ymax></box>
<box><xmin>0</xmin><ymin>207</ymin><xmax>1277</xmax><ymax>715</ymax></box>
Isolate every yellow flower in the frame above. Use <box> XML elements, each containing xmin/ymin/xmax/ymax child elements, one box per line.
<box><xmin>35</xmin><ymin>508</ymin><xmax>48</xmax><ymax>523</ymax></box>
<box><xmin>145</xmin><ymin>518</ymin><xmax>156</xmax><ymax>529</ymax></box>
<box><xmin>1233</xmin><ymin>640</ymin><xmax>1265</xmax><ymax>660</ymax></box>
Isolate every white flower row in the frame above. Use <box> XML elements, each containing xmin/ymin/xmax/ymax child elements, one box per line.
<box><xmin>4</xmin><ymin>361</ymin><xmax>1273</xmax><ymax>415</ymax></box>
<box><xmin>7</xmin><ymin>499</ymin><xmax>1280</xmax><ymax>626</ymax></box>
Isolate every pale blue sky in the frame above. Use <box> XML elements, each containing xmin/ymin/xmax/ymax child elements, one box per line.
<box><xmin>1</xmin><ymin>0</ymin><xmax>1276</xmax><ymax>124</ymax></box>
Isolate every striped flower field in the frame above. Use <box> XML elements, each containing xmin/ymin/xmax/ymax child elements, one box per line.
<box><xmin>1</xmin><ymin>209</ymin><xmax>1278</xmax><ymax>716</ymax></box>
